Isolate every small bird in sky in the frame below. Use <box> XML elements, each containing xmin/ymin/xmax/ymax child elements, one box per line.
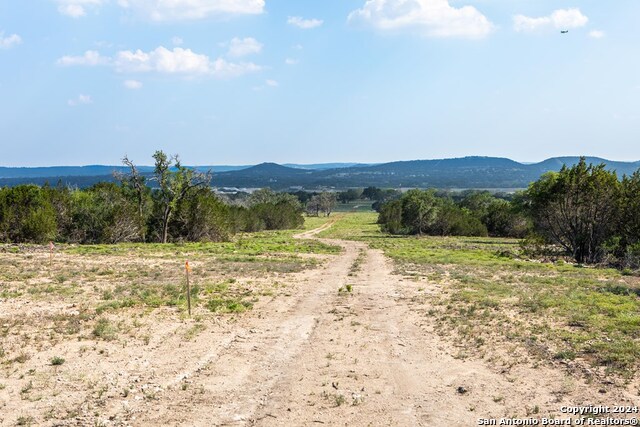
<box><xmin>561</xmin><ymin>30</ymin><xmax>569</xmax><ymax>34</ymax></box>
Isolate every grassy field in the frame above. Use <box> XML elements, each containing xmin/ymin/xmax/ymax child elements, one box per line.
<box><xmin>319</xmin><ymin>212</ymin><xmax>640</xmax><ymax>377</ymax></box>
<box><xmin>333</xmin><ymin>200</ymin><xmax>375</xmax><ymax>213</ymax></box>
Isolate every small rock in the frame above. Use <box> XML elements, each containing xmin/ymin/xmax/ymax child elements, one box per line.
<box><xmin>457</xmin><ymin>386</ymin><xmax>468</xmax><ymax>395</ymax></box>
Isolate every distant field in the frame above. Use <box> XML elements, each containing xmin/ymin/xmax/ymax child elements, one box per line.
<box><xmin>320</xmin><ymin>212</ymin><xmax>640</xmax><ymax>377</ymax></box>
<box><xmin>333</xmin><ymin>200</ymin><xmax>375</xmax><ymax>212</ymax></box>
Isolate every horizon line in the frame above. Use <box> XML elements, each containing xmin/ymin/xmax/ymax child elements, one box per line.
<box><xmin>2</xmin><ymin>155</ymin><xmax>639</xmax><ymax>169</ymax></box>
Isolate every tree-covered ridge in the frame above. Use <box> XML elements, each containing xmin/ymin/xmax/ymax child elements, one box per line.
<box><xmin>2</xmin><ymin>156</ymin><xmax>640</xmax><ymax>190</ymax></box>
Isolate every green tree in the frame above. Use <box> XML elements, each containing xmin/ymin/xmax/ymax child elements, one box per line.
<box><xmin>171</xmin><ymin>189</ymin><xmax>231</xmax><ymax>242</ymax></box>
<box><xmin>0</xmin><ymin>185</ymin><xmax>57</xmax><ymax>243</ymax></box>
<box><xmin>525</xmin><ymin>158</ymin><xmax>621</xmax><ymax>263</ymax></box>
<box><xmin>377</xmin><ymin>199</ymin><xmax>404</xmax><ymax>234</ymax></box>
<box><xmin>318</xmin><ymin>192</ymin><xmax>337</xmax><ymax>216</ymax></box>
<box><xmin>337</xmin><ymin>188</ymin><xmax>363</xmax><ymax>203</ymax></box>
<box><xmin>151</xmin><ymin>151</ymin><xmax>211</xmax><ymax>243</ymax></box>
<box><xmin>401</xmin><ymin>189</ymin><xmax>438</xmax><ymax>235</ymax></box>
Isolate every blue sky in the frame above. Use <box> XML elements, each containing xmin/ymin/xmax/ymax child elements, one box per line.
<box><xmin>1</xmin><ymin>0</ymin><xmax>639</xmax><ymax>166</ymax></box>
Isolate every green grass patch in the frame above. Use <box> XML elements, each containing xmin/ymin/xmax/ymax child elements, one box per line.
<box><xmin>207</xmin><ymin>298</ymin><xmax>254</xmax><ymax>313</ymax></box>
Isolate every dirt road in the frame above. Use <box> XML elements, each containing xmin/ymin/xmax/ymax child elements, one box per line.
<box><xmin>109</xmin><ymin>225</ymin><xmax>636</xmax><ymax>426</ymax></box>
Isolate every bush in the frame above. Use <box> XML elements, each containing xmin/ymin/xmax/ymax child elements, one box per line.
<box><xmin>0</xmin><ymin>185</ymin><xmax>57</xmax><ymax>243</ymax></box>
<box><xmin>377</xmin><ymin>190</ymin><xmax>487</xmax><ymax>237</ymax></box>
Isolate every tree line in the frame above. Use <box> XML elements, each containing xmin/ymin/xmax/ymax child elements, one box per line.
<box><xmin>3</xmin><ymin>154</ymin><xmax>639</xmax><ymax>268</ymax></box>
<box><xmin>376</xmin><ymin>158</ymin><xmax>640</xmax><ymax>267</ymax></box>
<box><xmin>0</xmin><ymin>152</ymin><xmax>305</xmax><ymax>244</ymax></box>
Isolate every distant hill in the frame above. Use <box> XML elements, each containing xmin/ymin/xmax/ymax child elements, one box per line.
<box><xmin>282</xmin><ymin>163</ymin><xmax>375</xmax><ymax>170</ymax></box>
<box><xmin>1</xmin><ymin>157</ymin><xmax>639</xmax><ymax>190</ymax></box>
<box><xmin>0</xmin><ymin>165</ymin><xmax>151</xmax><ymax>179</ymax></box>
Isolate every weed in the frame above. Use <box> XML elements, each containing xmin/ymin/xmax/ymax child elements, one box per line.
<box><xmin>553</xmin><ymin>351</ymin><xmax>576</xmax><ymax>361</ymax></box>
<box><xmin>207</xmin><ymin>298</ymin><xmax>253</xmax><ymax>313</ymax></box>
<box><xmin>338</xmin><ymin>284</ymin><xmax>353</xmax><ymax>294</ymax></box>
<box><xmin>16</xmin><ymin>416</ymin><xmax>34</xmax><ymax>426</ymax></box>
<box><xmin>334</xmin><ymin>394</ymin><xmax>346</xmax><ymax>407</ymax></box>
<box><xmin>51</xmin><ymin>356</ymin><xmax>65</xmax><ymax>366</ymax></box>
<box><xmin>20</xmin><ymin>381</ymin><xmax>33</xmax><ymax>395</ymax></box>
<box><xmin>184</xmin><ymin>323</ymin><xmax>206</xmax><ymax>340</ymax></box>
<box><xmin>93</xmin><ymin>318</ymin><xmax>117</xmax><ymax>341</ymax></box>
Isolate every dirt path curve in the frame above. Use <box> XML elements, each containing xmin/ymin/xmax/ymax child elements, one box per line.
<box><xmin>133</xmin><ymin>222</ymin><xmax>634</xmax><ymax>427</ymax></box>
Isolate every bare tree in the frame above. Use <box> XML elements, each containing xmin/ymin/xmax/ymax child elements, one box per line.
<box><xmin>116</xmin><ymin>155</ymin><xmax>148</xmax><ymax>242</ymax></box>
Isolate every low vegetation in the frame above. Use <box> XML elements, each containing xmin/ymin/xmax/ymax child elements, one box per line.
<box><xmin>321</xmin><ymin>212</ymin><xmax>640</xmax><ymax>377</ymax></box>
<box><xmin>0</xmin><ymin>215</ymin><xmax>340</xmax><ymax>424</ymax></box>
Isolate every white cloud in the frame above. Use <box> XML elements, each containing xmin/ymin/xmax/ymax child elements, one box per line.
<box><xmin>287</xmin><ymin>16</ymin><xmax>323</xmax><ymax>29</ymax></box>
<box><xmin>123</xmin><ymin>79</ymin><xmax>143</xmax><ymax>89</ymax></box>
<box><xmin>0</xmin><ymin>32</ymin><xmax>22</xmax><ymax>49</ymax></box>
<box><xmin>589</xmin><ymin>30</ymin><xmax>605</xmax><ymax>39</ymax></box>
<box><xmin>58</xmin><ymin>46</ymin><xmax>262</xmax><ymax>78</ymax></box>
<box><xmin>56</xmin><ymin>0</ymin><xmax>105</xmax><ymax>18</ymax></box>
<box><xmin>285</xmin><ymin>58</ymin><xmax>298</xmax><ymax>65</ymax></box>
<box><xmin>266</xmin><ymin>79</ymin><xmax>278</xmax><ymax>87</ymax></box>
<box><xmin>68</xmin><ymin>94</ymin><xmax>93</xmax><ymax>106</ymax></box>
<box><xmin>227</xmin><ymin>37</ymin><xmax>263</xmax><ymax>58</ymax></box>
<box><xmin>348</xmin><ymin>0</ymin><xmax>494</xmax><ymax>39</ymax></box>
<box><xmin>210</xmin><ymin>57</ymin><xmax>262</xmax><ymax>78</ymax></box>
<box><xmin>114</xmin><ymin>47</ymin><xmax>212</xmax><ymax>74</ymax></box>
<box><xmin>172</xmin><ymin>36</ymin><xmax>184</xmax><ymax>46</ymax></box>
<box><xmin>57</xmin><ymin>50</ymin><xmax>110</xmax><ymax>66</ymax></box>
<box><xmin>117</xmin><ymin>0</ymin><xmax>264</xmax><ymax>21</ymax></box>
<box><xmin>514</xmin><ymin>8</ymin><xmax>588</xmax><ymax>32</ymax></box>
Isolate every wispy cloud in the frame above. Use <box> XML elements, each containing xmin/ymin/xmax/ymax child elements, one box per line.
<box><xmin>514</xmin><ymin>8</ymin><xmax>588</xmax><ymax>32</ymax></box>
<box><xmin>123</xmin><ymin>79</ymin><xmax>143</xmax><ymax>89</ymax></box>
<box><xmin>0</xmin><ymin>32</ymin><xmax>22</xmax><ymax>49</ymax></box>
<box><xmin>55</xmin><ymin>0</ymin><xmax>105</xmax><ymax>18</ymax></box>
<box><xmin>348</xmin><ymin>0</ymin><xmax>494</xmax><ymax>39</ymax></box>
<box><xmin>288</xmin><ymin>16</ymin><xmax>323</xmax><ymax>29</ymax></box>
<box><xmin>68</xmin><ymin>94</ymin><xmax>93</xmax><ymax>106</ymax></box>
<box><xmin>227</xmin><ymin>37</ymin><xmax>263</xmax><ymax>58</ymax></box>
<box><xmin>58</xmin><ymin>46</ymin><xmax>262</xmax><ymax>79</ymax></box>
<box><xmin>285</xmin><ymin>58</ymin><xmax>299</xmax><ymax>65</ymax></box>
<box><xmin>589</xmin><ymin>30</ymin><xmax>605</xmax><ymax>39</ymax></box>
<box><xmin>57</xmin><ymin>50</ymin><xmax>110</xmax><ymax>66</ymax></box>
<box><xmin>118</xmin><ymin>0</ymin><xmax>265</xmax><ymax>21</ymax></box>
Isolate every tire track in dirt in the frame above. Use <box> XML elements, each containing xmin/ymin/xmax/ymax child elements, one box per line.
<box><xmin>132</xmin><ymin>223</ymin><xmax>638</xmax><ymax>427</ymax></box>
<box><xmin>131</xmin><ymin>223</ymin><xmax>358</xmax><ymax>426</ymax></box>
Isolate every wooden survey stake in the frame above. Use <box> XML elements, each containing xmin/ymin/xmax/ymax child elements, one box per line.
<box><xmin>185</xmin><ymin>260</ymin><xmax>192</xmax><ymax>317</ymax></box>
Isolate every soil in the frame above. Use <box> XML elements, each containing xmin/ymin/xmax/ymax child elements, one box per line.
<box><xmin>1</xmin><ymin>224</ymin><xmax>638</xmax><ymax>426</ymax></box>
